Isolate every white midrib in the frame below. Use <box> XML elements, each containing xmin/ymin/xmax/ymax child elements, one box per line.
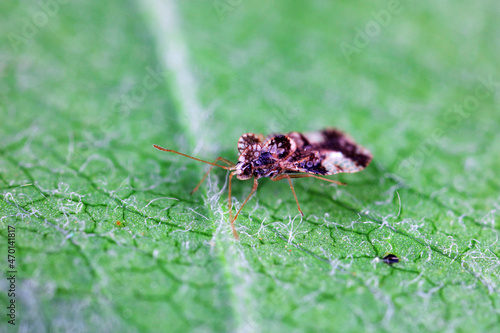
<box><xmin>137</xmin><ymin>0</ymin><xmax>256</xmax><ymax>331</ymax></box>
<box><xmin>138</xmin><ymin>0</ymin><xmax>209</xmax><ymax>154</ymax></box>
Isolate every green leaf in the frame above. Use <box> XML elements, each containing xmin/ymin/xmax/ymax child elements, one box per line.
<box><xmin>1</xmin><ymin>0</ymin><xmax>499</xmax><ymax>332</ymax></box>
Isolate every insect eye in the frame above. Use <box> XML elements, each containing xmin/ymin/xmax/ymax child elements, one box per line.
<box><xmin>242</xmin><ymin>163</ymin><xmax>252</xmax><ymax>175</ymax></box>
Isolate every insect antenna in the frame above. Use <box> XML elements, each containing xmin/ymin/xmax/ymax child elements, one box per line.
<box><xmin>153</xmin><ymin>145</ymin><xmax>235</xmax><ymax>170</ymax></box>
<box><xmin>153</xmin><ymin>144</ymin><xmax>236</xmax><ymax>194</ymax></box>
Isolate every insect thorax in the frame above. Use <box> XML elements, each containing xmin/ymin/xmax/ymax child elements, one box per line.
<box><xmin>236</xmin><ymin>151</ymin><xmax>282</xmax><ymax>180</ymax></box>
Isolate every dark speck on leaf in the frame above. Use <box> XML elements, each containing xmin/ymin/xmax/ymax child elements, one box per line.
<box><xmin>382</xmin><ymin>254</ymin><xmax>399</xmax><ymax>265</ymax></box>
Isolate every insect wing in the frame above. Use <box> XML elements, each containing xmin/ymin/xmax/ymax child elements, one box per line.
<box><xmin>261</xmin><ymin>135</ymin><xmax>297</xmax><ymax>160</ymax></box>
<box><xmin>287</xmin><ymin>129</ymin><xmax>372</xmax><ymax>175</ymax></box>
<box><xmin>237</xmin><ymin>133</ymin><xmax>262</xmax><ymax>154</ymax></box>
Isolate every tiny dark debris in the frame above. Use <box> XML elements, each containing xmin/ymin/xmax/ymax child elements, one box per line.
<box><xmin>382</xmin><ymin>254</ymin><xmax>399</xmax><ymax>265</ymax></box>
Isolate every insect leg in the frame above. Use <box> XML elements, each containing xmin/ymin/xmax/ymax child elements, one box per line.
<box><xmin>275</xmin><ymin>173</ymin><xmax>346</xmax><ymax>186</ymax></box>
<box><xmin>190</xmin><ymin>157</ymin><xmax>236</xmax><ymax>195</ymax></box>
<box><xmin>228</xmin><ymin>177</ymin><xmax>259</xmax><ymax>239</ymax></box>
<box><xmin>271</xmin><ymin>175</ymin><xmax>304</xmax><ymax>216</ymax></box>
<box><xmin>271</xmin><ymin>173</ymin><xmax>346</xmax><ymax>216</ymax></box>
<box><xmin>227</xmin><ymin>171</ymin><xmax>240</xmax><ymax>239</ymax></box>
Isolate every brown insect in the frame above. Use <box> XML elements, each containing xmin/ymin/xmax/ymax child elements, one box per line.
<box><xmin>154</xmin><ymin>128</ymin><xmax>372</xmax><ymax>239</ymax></box>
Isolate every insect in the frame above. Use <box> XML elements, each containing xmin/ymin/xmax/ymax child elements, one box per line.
<box><xmin>382</xmin><ymin>254</ymin><xmax>399</xmax><ymax>265</ymax></box>
<box><xmin>153</xmin><ymin>128</ymin><xmax>372</xmax><ymax>240</ymax></box>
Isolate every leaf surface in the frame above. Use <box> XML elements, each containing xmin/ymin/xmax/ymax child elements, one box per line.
<box><xmin>1</xmin><ymin>1</ymin><xmax>499</xmax><ymax>332</ymax></box>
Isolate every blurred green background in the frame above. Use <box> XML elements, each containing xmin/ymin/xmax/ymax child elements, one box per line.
<box><xmin>1</xmin><ymin>0</ymin><xmax>499</xmax><ymax>332</ymax></box>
